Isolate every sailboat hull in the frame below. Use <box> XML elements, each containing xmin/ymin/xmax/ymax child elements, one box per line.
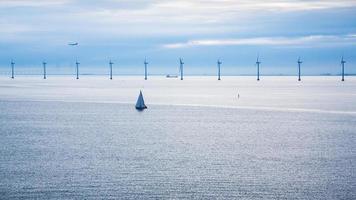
<box><xmin>135</xmin><ymin>106</ymin><xmax>147</xmax><ymax>110</ymax></box>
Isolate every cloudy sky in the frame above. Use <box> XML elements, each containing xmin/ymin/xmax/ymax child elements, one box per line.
<box><xmin>0</xmin><ymin>0</ymin><xmax>355</xmax><ymax>75</ymax></box>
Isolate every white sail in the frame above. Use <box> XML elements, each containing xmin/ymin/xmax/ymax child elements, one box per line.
<box><xmin>135</xmin><ymin>90</ymin><xmax>147</xmax><ymax>110</ymax></box>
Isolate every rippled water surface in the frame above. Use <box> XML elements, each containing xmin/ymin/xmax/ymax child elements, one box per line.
<box><xmin>0</xmin><ymin>101</ymin><xmax>355</xmax><ymax>199</ymax></box>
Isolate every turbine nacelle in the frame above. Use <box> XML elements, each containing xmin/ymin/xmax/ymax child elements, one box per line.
<box><xmin>298</xmin><ymin>57</ymin><xmax>303</xmax><ymax>64</ymax></box>
<box><xmin>341</xmin><ymin>57</ymin><xmax>346</xmax><ymax>64</ymax></box>
<box><xmin>180</xmin><ymin>58</ymin><xmax>184</xmax><ymax>65</ymax></box>
<box><xmin>256</xmin><ymin>56</ymin><xmax>261</xmax><ymax>65</ymax></box>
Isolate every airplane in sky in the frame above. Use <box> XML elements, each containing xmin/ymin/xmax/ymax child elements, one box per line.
<box><xmin>68</xmin><ymin>42</ymin><xmax>78</xmax><ymax>46</ymax></box>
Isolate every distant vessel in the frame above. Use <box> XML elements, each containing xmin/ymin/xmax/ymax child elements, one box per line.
<box><xmin>135</xmin><ymin>91</ymin><xmax>147</xmax><ymax>110</ymax></box>
<box><xmin>166</xmin><ymin>75</ymin><xmax>178</xmax><ymax>78</ymax></box>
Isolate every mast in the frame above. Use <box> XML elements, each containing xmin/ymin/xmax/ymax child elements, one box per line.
<box><xmin>76</xmin><ymin>60</ymin><xmax>80</xmax><ymax>79</ymax></box>
<box><xmin>341</xmin><ymin>57</ymin><xmax>346</xmax><ymax>82</ymax></box>
<box><xmin>68</xmin><ymin>42</ymin><xmax>79</xmax><ymax>79</ymax></box>
<box><xmin>144</xmin><ymin>59</ymin><xmax>148</xmax><ymax>80</ymax></box>
<box><xmin>298</xmin><ymin>57</ymin><xmax>302</xmax><ymax>81</ymax></box>
<box><xmin>11</xmin><ymin>60</ymin><xmax>15</xmax><ymax>79</ymax></box>
<box><xmin>256</xmin><ymin>56</ymin><xmax>261</xmax><ymax>81</ymax></box>
<box><xmin>43</xmin><ymin>61</ymin><xmax>47</xmax><ymax>79</ymax></box>
<box><xmin>109</xmin><ymin>60</ymin><xmax>113</xmax><ymax>80</ymax></box>
<box><xmin>180</xmin><ymin>58</ymin><xmax>184</xmax><ymax>80</ymax></box>
<box><xmin>217</xmin><ymin>59</ymin><xmax>222</xmax><ymax>80</ymax></box>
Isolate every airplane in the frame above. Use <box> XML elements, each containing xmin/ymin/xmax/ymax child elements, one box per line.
<box><xmin>68</xmin><ymin>42</ymin><xmax>78</xmax><ymax>46</ymax></box>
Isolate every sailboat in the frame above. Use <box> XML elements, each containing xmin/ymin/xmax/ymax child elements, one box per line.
<box><xmin>135</xmin><ymin>90</ymin><xmax>147</xmax><ymax>110</ymax></box>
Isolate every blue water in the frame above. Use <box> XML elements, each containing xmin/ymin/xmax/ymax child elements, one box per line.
<box><xmin>0</xmin><ymin>101</ymin><xmax>355</xmax><ymax>199</ymax></box>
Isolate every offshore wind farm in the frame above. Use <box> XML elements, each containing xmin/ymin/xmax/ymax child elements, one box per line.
<box><xmin>1</xmin><ymin>0</ymin><xmax>356</xmax><ymax>199</ymax></box>
<box><xmin>4</xmin><ymin>53</ymin><xmax>352</xmax><ymax>81</ymax></box>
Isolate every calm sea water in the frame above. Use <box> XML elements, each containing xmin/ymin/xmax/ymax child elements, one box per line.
<box><xmin>0</xmin><ymin>100</ymin><xmax>355</xmax><ymax>199</ymax></box>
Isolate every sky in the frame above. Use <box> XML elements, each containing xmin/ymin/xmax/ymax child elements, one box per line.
<box><xmin>0</xmin><ymin>0</ymin><xmax>355</xmax><ymax>75</ymax></box>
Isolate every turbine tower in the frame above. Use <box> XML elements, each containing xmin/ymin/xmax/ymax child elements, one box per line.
<box><xmin>179</xmin><ymin>58</ymin><xmax>184</xmax><ymax>80</ymax></box>
<box><xmin>297</xmin><ymin>57</ymin><xmax>302</xmax><ymax>81</ymax></box>
<box><xmin>11</xmin><ymin>60</ymin><xmax>15</xmax><ymax>79</ymax></box>
<box><xmin>43</xmin><ymin>61</ymin><xmax>47</xmax><ymax>79</ymax></box>
<box><xmin>217</xmin><ymin>59</ymin><xmax>222</xmax><ymax>80</ymax></box>
<box><xmin>341</xmin><ymin>56</ymin><xmax>346</xmax><ymax>81</ymax></box>
<box><xmin>256</xmin><ymin>56</ymin><xmax>261</xmax><ymax>81</ymax></box>
<box><xmin>68</xmin><ymin>42</ymin><xmax>79</xmax><ymax>79</ymax></box>
<box><xmin>75</xmin><ymin>60</ymin><xmax>80</xmax><ymax>79</ymax></box>
<box><xmin>109</xmin><ymin>60</ymin><xmax>113</xmax><ymax>80</ymax></box>
<box><xmin>144</xmin><ymin>58</ymin><xmax>148</xmax><ymax>80</ymax></box>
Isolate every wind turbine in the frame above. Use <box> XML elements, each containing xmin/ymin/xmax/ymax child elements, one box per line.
<box><xmin>11</xmin><ymin>60</ymin><xmax>15</xmax><ymax>79</ymax></box>
<box><xmin>179</xmin><ymin>58</ymin><xmax>184</xmax><ymax>80</ymax></box>
<box><xmin>68</xmin><ymin>42</ymin><xmax>79</xmax><ymax>79</ymax></box>
<box><xmin>75</xmin><ymin>60</ymin><xmax>80</xmax><ymax>79</ymax></box>
<box><xmin>144</xmin><ymin>58</ymin><xmax>148</xmax><ymax>80</ymax></box>
<box><xmin>297</xmin><ymin>57</ymin><xmax>302</xmax><ymax>81</ymax></box>
<box><xmin>43</xmin><ymin>61</ymin><xmax>47</xmax><ymax>79</ymax></box>
<box><xmin>217</xmin><ymin>59</ymin><xmax>222</xmax><ymax>80</ymax></box>
<box><xmin>256</xmin><ymin>56</ymin><xmax>261</xmax><ymax>81</ymax></box>
<box><xmin>109</xmin><ymin>60</ymin><xmax>113</xmax><ymax>80</ymax></box>
<box><xmin>341</xmin><ymin>56</ymin><xmax>346</xmax><ymax>81</ymax></box>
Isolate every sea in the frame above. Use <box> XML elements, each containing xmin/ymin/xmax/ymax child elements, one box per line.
<box><xmin>0</xmin><ymin>76</ymin><xmax>355</xmax><ymax>199</ymax></box>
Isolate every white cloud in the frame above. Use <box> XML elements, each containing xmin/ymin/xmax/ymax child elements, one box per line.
<box><xmin>239</xmin><ymin>0</ymin><xmax>356</xmax><ymax>11</ymax></box>
<box><xmin>0</xmin><ymin>0</ymin><xmax>355</xmax><ymax>42</ymax></box>
<box><xmin>75</xmin><ymin>0</ymin><xmax>356</xmax><ymax>23</ymax></box>
<box><xmin>163</xmin><ymin>35</ymin><xmax>356</xmax><ymax>48</ymax></box>
<box><xmin>152</xmin><ymin>0</ymin><xmax>356</xmax><ymax>12</ymax></box>
<box><xmin>54</xmin><ymin>0</ymin><xmax>356</xmax><ymax>36</ymax></box>
<box><xmin>1</xmin><ymin>0</ymin><xmax>355</xmax><ymax>11</ymax></box>
<box><xmin>0</xmin><ymin>0</ymin><xmax>68</xmax><ymax>7</ymax></box>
